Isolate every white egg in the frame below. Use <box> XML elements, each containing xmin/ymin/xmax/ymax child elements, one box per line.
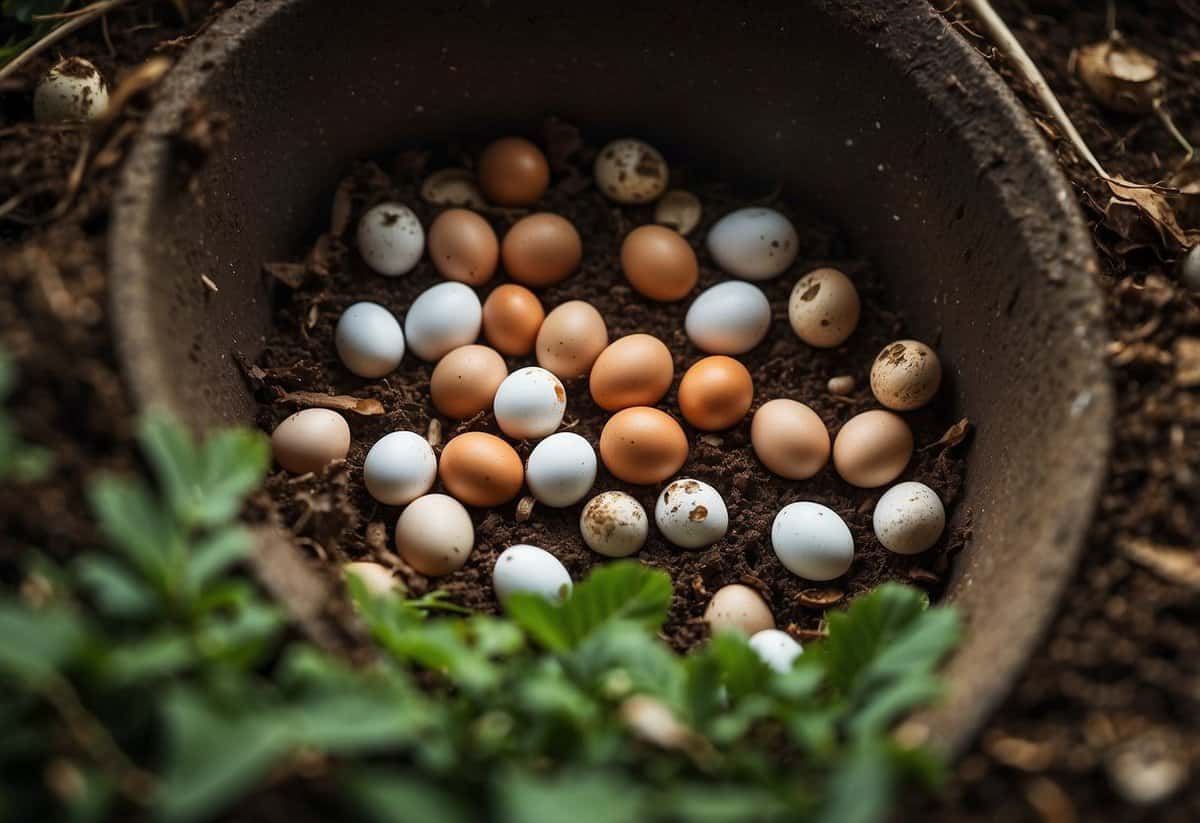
<box><xmin>362</xmin><ymin>431</ymin><xmax>437</xmax><ymax>506</ymax></box>
<box><xmin>771</xmin><ymin>502</ymin><xmax>854</xmax><ymax>581</ymax></box>
<box><xmin>403</xmin><ymin>281</ymin><xmax>482</xmax><ymax>362</ymax></box>
<box><xmin>493</xmin><ymin>366</ymin><xmax>566</xmax><ymax>441</ymax></box>
<box><xmin>594</xmin><ymin>138</ymin><xmax>669</xmax><ymax>204</ymax></box>
<box><xmin>654</xmin><ymin>479</ymin><xmax>728</xmax><ymax>549</ymax></box>
<box><xmin>873</xmin><ymin>481</ymin><xmax>945</xmax><ymax>555</ymax></box>
<box><xmin>334</xmin><ymin>302</ymin><xmax>405</xmax><ymax>378</ymax></box>
<box><xmin>579</xmin><ymin>491</ymin><xmax>648</xmax><ymax>557</ymax></box>
<box><xmin>357</xmin><ymin>202</ymin><xmax>424</xmax><ymax>276</ymax></box>
<box><xmin>749</xmin><ymin>629</ymin><xmax>803</xmax><ymax>673</ymax></box>
<box><xmin>492</xmin><ymin>544</ymin><xmax>573</xmax><ymax>606</ymax></box>
<box><xmin>34</xmin><ymin>57</ymin><xmax>108</xmax><ymax>124</ymax></box>
<box><xmin>526</xmin><ymin>432</ymin><xmax>597</xmax><ymax>508</ymax></box>
<box><xmin>343</xmin><ymin>561</ymin><xmax>401</xmax><ymax>598</ymax></box>
<box><xmin>706</xmin><ymin>207</ymin><xmax>799</xmax><ymax>281</ymax></box>
<box><xmin>684</xmin><ymin>281</ymin><xmax>772</xmax><ymax>354</ymax></box>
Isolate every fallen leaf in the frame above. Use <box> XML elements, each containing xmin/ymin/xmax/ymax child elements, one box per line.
<box><xmin>276</xmin><ymin>391</ymin><xmax>384</xmax><ymax>416</ymax></box>
<box><xmin>1076</xmin><ymin>40</ymin><xmax>1162</xmax><ymax>115</ymax></box>
<box><xmin>922</xmin><ymin>417</ymin><xmax>971</xmax><ymax>451</ymax></box>
<box><xmin>1105</xmin><ymin>176</ymin><xmax>1200</xmax><ymax>249</ymax></box>
<box><xmin>263</xmin><ymin>261</ymin><xmax>308</xmax><ymax>289</ymax></box>
<box><xmin>795</xmin><ymin>589</ymin><xmax>844</xmax><ymax>608</ymax></box>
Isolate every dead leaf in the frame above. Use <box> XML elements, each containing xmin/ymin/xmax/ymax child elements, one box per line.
<box><xmin>330</xmin><ymin>176</ymin><xmax>355</xmax><ymax>237</ymax></box>
<box><xmin>1076</xmin><ymin>40</ymin><xmax>1163</xmax><ymax>115</ymax></box>
<box><xmin>1105</xmin><ymin>176</ymin><xmax>1200</xmax><ymax>249</ymax></box>
<box><xmin>922</xmin><ymin>417</ymin><xmax>971</xmax><ymax>451</ymax></box>
<box><xmin>795</xmin><ymin>589</ymin><xmax>844</xmax><ymax>608</ymax></box>
<box><xmin>263</xmin><ymin>261</ymin><xmax>307</xmax><ymax>289</ymax></box>
<box><xmin>1119</xmin><ymin>538</ymin><xmax>1200</xmax><ymax>590</ymax></box>
<box><xmin>276</xmin><ymin>390</ymin><xmax>384</xmax><ymax>416</ymax></box>
<box><xmin>515</xmin><ymin>496</ymin><xmax>536</xmax><ymax>523</ymax></box>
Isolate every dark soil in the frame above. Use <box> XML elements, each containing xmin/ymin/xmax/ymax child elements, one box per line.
<box><xmin>248</xmin><ymin>136</ymin><xmax>970</xmax><ymax>649</ymax></box>
<box><xmin>1</xmin><ymin>0</ymin><xmax>1198</xmax><ymax>820</ymax></box>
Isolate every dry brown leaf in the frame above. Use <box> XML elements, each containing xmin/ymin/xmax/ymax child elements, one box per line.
<box><xmin>1119</xmin><ymin>538</ymin><xmax>1200</xmax><ymax>590</ymax></box>
<box><xmin>1076</xmin><ymin>40</ymin><xmax>1163</xmax><ymax>115</ymax></box>
<box><xmin>263</xmin><ymin>261</ymin><xmax>307</xmax><ymax>289</ymax></box>
<box><xmin>922</xmin><ymin>417</ymin><xmax>971</xmax><ymax>451</ymax></box>
<box><xmin>795</xmin><ymin>589</ymin><xmax>844</xmax><ymax>608</ymax></box>
<box><xmin>276</xmin><ymin>391</ymin><xmax>384</xmax><ymax>416</ymax></box>
<box><xmin>1105</xmin><ymin>177</ymin><xmax>1200</xmax><ymax>249</ymax></box>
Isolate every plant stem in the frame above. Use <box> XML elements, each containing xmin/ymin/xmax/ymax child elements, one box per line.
<box><xmin>0</xmin><ymin>0</ymin><xmax>134</xmax><ymax>83</ymax></box>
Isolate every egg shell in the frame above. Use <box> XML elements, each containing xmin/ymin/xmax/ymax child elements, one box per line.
<box><xmin>536</xmin><ymin>300</ymin><xmax>609</xmax><ymax>379</ymax></box>
<box><xmin>620</xmin><ymin>225</ymin><xmax>699</xmax><ymax>302</ymax></box>
<box><xmin>334</xmin><ymin>301</ymin><xmax>405</xmax><ymax>378</ymax></box>
<box><xmin>870</xmin><ymin>340</ymin><xmax>943</xmax><ymax>411</ymax></box>
<box><xmin>599</xmin><ymin>407</ymin><xmax>689</xmax><ymax>485</ymax></box>
<box><xmin>685</xmin><ymin>281</ymin><xmax>771</xmax><ymax>355</ymax></box>
<box><xmin>749</xmin><ymin>629</ymin><xmax>803</xmax><ymax>673</ymax></box>
<box><xmin>492</xmin><ymin>544</ymin><xmax>572</xmax><ymax>606</ymax></box>
<box><xmin>873</xmin><ymin>481</ymin><xmax>946</xmax><ymax>555</ymax></box>
<box><xmin>403</xmin><ymin>281</ymin><xmax>482</xmax><ymax>362</ymax></box>
<box><xmin>771</xmin><ymin>501</ymin><xmax>854</xmax><ymax>581</ymax></box>
<box><xmin>750</xmin><ymin>399</ymin><xmax>830</xmax><ymax>480</ymax></box>
<box><xmin>357</xmin><ymin>202</ymin><xmax>424</xmax><ymax>276</ymax></box>
<box><xmin>34</xmin><ymin>57</ymin><xmax>108</xmax><ymax>124</ymax></box>
<box><xmin>493</xmin><ymin>366</ymin><xmax>566</xmax><ymax>440</ymax></box>
<box><xmin>832</xmin><ymin>410</ymin><xmax>913</xmax><ymax>489</ymax></box>
<box><xmin>788</xmin><ymin>268</ymin><xmax>861</xmax><ymax>348</ymax></box>
<box><xmin>343</xmin><ymin>562</ymin><xmax>401</xmax><ymax>598</ymax></box>
<box><xmin>478</xmin><ymin>137</ymin><xmax>550</xmax><ymax>206</ymax></box>
<box><xmin>394</xmin><ymin>493</ymin><xmax>474</xmax><ymax>576</ymax></box>
<box><xmin>482</xmin><ymin>284</ymin><xmax>545</xmax><ymax>356</ymax></box>
<box><xmin>502</xmin><ymin>213</ymin><xmax>582</xmax><ymax>287</ymax></box>
<box><xmin>427</xmin><ymin>208</ymin><xmax>499</xmax><ymax>286</ymax></box>
<box><xmin>271</xmin><ymin>409</ymin><xmax>351</xmax><ymax>474</ymax></box>
<box><xmin>588</xmin><ymin>333</ymin><xmax>674</xmax><ymax>411</ymax></box>
<box><xmin>706</xmin><ymin>207</ymin><xmax>799</xmax><ymax>281</ymax></box>
<box><xmin>654</xmin><ymin>479</ymin><xmax>729</xmax><ymax>549</ymax></box>
<box><xmin>438</xmin><ymin>432</ymin><xmax>524</xmax><ymax>507</ymax></box>
<box><xmin>363</xmin><ymin>431</ymin><xmax>437</xmax><ymax>505</ymax></box>
<box><xmin>654</xmin><ymin>189</ymin><xmax>702</xmax><ymax>235</ymax></box>
<box><xmin>526</xmin><ymin>432</ymin><xmax>598</xmax><ymax>508</ymax></box>
<box><xmin>677</xmin><ymin>356</ymin><xmax>754</xmax><ymax>431</ymax></box>
<box><xmin>579</xmin><ymin>491</ymin><xmax>648</xmax><ymax>557</ymax></box>
<box><xmin>430</xmin><ymin>345</ymin><xmax>508</xmax><ymax>419</ymax></box>
<box><xmin>704</xmin><ymin>584</ymin><xmax>775</xmax><ymax>635</ymax></box>
<box><xmin>421</xmin><ymin>168</ymin><xmax>487</xmax><ymax>209</ymax></box>
<box><xmin>594</xmin><ymin>138</ymin><xmax>669</xmax><ymax>204</ymax></box>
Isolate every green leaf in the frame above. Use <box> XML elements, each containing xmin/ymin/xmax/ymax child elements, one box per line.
<box><xmin>847</xmin><ymin>673</ymin><xmax>944</xmax><ymax>739</ymax></box>
<box><xmin>345</xmin><ymin>771</ymin><xmax>472</xmax><ymax>823</ymax></box>
<box><xmin>566</xmin><ymin>621</ymin><xmax>684</xmax><ymax>703</ymax></box>
<box><xmin>101</xmin><ymin>631</ymin><xmax>194</xmax><ymax>685</ymax></box>
<box><xmin>74</xmin><ymin>554</ymin><xmax>158</xmax><ymax>619</ymax></box>
<box><xmin>157</xmin><ymin>687</ymin><xmax>292</xmax><ymax>823</ymax></box>
<box><xmin>505</xmin><ymin>562</ymin><xmax>672</xmax><ymax>651</ymax></box>
<box><xmin>184</xmin><ymin>527</ymin><xmax>252</xmax><ymax>595</ymax></box>
<box><xmin>657</xmin><ymin>783</ymin><xmax>794</xmax><ymax>823</ymax></box>
<box><xmin>87</xmin><ymin>475</ymin><xmax>180</xmax><ymax>591</ymax></box>
<box><xmin>816</xmin><ymin>741</ymin><xmax>895</xmax><ymax>823</ymax></box>
<box><xmin>0</xmin><ymin>602</ymin><xmax>86</xmax><ymax>682</ymax></box>
<box><xmin>820</xmin><ymin>584</ymin><xmax>931</xmax><ymax>694</ymax></box>
<box><xmin>495</xmin><ymin>768</ymin><xmax>647</xmax><ymax>823</ymax></box>
<box><xmin>194</xmin><ymin>599</ymin><xmax>284</xmax><ymax>668</ymax></box>
<box><xmin>852</xmin><ymin>607</ymin><xmax>960</xmax><ymax>697</ymax></box>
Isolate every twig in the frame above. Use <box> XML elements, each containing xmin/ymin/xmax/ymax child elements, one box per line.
<box><xmin>1153</xmin><ymin>99</ymin><xmax>1196</xmax><ymax>169</ymax></box>
<box><xmin>0</xmin><ymin>0</ymin><xmax>133</xmax><ymax>83</ymax></box>
<box><xmin>961</xmin><ymin>0</ymin><xmax>1110</xmax><ymax>180</ymax></box>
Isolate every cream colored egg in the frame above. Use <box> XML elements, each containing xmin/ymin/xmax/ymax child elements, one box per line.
<box><xmin>594</xmin><ymin>138</ymin><xmax>669</xmax><ymax>204</ymax></box>
<box><xmin>271</xmin><ymin>409</ymin><xmax>351</xmax><ymax>474</ymax></box>
<box><xmin>750</xmin><ymin>399</ymin><xmax>830</xmax><ymax>480</ymax></box>
<box><xmin>870</xmin><ymin>340</ymin><xmax>943</xmax><ymax>411</ymax></box>
<box><xmin>788</xmin><ymin>268</ymin><xmax>860</xmax><ymax>348</ymax></box>
<box><xmin>832</xmin><ymin>410</ymin><xmax>913</xmax><ymax>489</ymax></box>
<box><xmin>704</xmin><ymin>584</ymin><xmax>775</xmax><ymax>635</ymax></box>
<box><xmin>394</xmin><ymin>493</ymin><xmax>474</xmax><ymax>576</ymax></box>
<box><xmin>343</xmin><ymin>562</ymin><xmax>401</xmax><ymax>598</ymax></box>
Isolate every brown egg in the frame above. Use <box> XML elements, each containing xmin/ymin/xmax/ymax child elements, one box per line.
<box><xmin>620</xmin><ymin>225</ymin><xmax>699</xmax><ymax>301</ymax></box>
<box><xmin>478</xmin><ymin>136</ymin><xmax>550</xmax><ymax>206</ymax></box>
<box><xmin>535</xmin><ymin>300</ymin><xmax>609</xmax><ymax>379</ymax></box>
<box><xmin>750</xmin><ymin>399</ymin><xmax>830</xmax><ymax>479</ymax></box>
<box><xmin>589</xmin><ymin>334</ymin><xmax>674</xmax><ymax>411</ymax></box>
<box><xmin>677</xmin><ymin>356</ymin><xmax>754</xmax><ymax>431</ymax></box>
<box><xmin>832</xmin><ymin>409</ymin><xmax>914</xmax><ymax>488</ymax></box>
<box><xmin>482</xmin><ymin>284</ymin><xmax>545</xmax><ymax>356</ymax></box>
<box><xmin>427</xmin><ymin>208</ymin><xmax>499</xmax><ymax>286</ymax></box>
<box><xmin>430</xmin><ymin>345</ymin><xmax>508</xmax><ymax>419</ymax></box>
<box><xmin>438</xmin><ymin>431</ymin><xmax>524</xmax><ymax>507</ymax></box>
<box><xmin>271</xmin><ymin>409</ymin><xmax>350</xmax><ymax>474</ymax></box>
<box><xmin>870</xmin><ymin>339</ymin><xmax>942</xmax><ymax>411</ymax></box>
<box><xmin>501</xmin><ymin>213</ymin><xmax>583</xmax><ymax>287</ymax></box>
<box><xmin>599</xmin><ymin>407</ymin><xmax>689</xmax><ymax>485</ymax></box>
<box><xmin>704</xmin><ymin>584</ymin><xmax>775</xmax><ymax>635</ymax></box>
<box><xmin>788</xmin><ymin>267</ymin><xmax>861</xmax><ymax>348</ymax></box>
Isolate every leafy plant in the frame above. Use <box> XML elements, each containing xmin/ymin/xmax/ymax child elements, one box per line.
<box><xmin>0</xmin><ymin>413</ymin><xmax>961</xmax><ymax>823</ymax></box>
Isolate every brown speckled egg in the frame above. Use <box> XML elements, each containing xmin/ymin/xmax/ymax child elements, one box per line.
<box><xmin>677</xmin><ymin>356</ymin><xmax>754</xmax><ymax>431</ymax></box>
<box><xmin>788</xmin><ymin>267</ymin><xmax>861</xmax><ymax>348</ymax></box>
<box><xmin>438</xmin><ymin>431</ymin><xmax>524</xmax><ymax>507</ymax></box>
<box><xmin>430</xmin><ymin>344</ymin><xmax>508</xmax><ymax>419</ymax></box>
<box><xmin>832</xmin><ymin>409</ymin><xmax>913</xmax><ymax>488</ymax></box>
<box><xmin>271</xmin><ymin>409</ymin><xmax>350</xmax><ymax>474</ymax></box>
<box><xmin>478</xmin><ymin>137</ymin><xmax>549</xmax><ymax>206</ymax></box>
<box><xmin>589</xmin><ymin>333</ymin><xmax>674</xmax><ymax>411</ymax></box>
<box><xmin>599</xmin><ymin>406</ymin><xmax>688</xmax><ymax>485</ymax></box>
<box><xmin>427</xmin><ymin>208</ymin><xmax>499</xmax><ymax>286</ymax></box>
<box><xmin>482</xmin><ymin>284</ymin><xmax>545</xmax><ymax>356</ymax></box>
<box><xmin>620</xmin><ymin>224</ymin><xmax>698</xmax><ymax>301</ymax></box>
<box><xmin>750</xmin><ymin>399</ymin><xmax>830</xmax><ymax>479</ymax></box>
<box><xmin>704</xmin><ymin>584</ymin><xmax>775</xmax><ymax>635</ymax></box>
<box><xmin>870</xmin><ymin>339</ymin><xmax>942</xmax><ymax>411</ymax></box>
<box><xmin>536</xmin><ymin>300</ymin><xmax>608</xmax><ymax>379</ymax></box>
<box><xmin>502</xmin><ymin>213</ymin><xmax>583</xmax><ymax>287</ymax></box>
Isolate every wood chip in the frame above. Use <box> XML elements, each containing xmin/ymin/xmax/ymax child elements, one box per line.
<box><xmin>276</xmin><ymin>390</ymin><xmax>384</xmax><ymax>416</ymax></box>
<box><xmin>1119</xmin><ymin>538</ymin><xmax>1200</xmax><ymax>590</ymax></box>
<box><xmin>426</xmin><ymin>418</ymin><xmax>443</xmax><ymax>448</ymax></box>
<box><xmin>1172</xmin><ymin>338</ymin><xmax>1200</xmax><ymax>387</ymax></box>
<box><xmin>794</xmin><ymin>589</ymin><xmax>844</xmax><ymax>608</ymax></box>
<box><xmin>199</xmin><ymin>274</ymin><xmax>218</xmax><ymax>293</ymax></box>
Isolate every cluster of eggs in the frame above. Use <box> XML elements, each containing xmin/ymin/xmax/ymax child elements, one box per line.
<box><xmin>270</xmin><ymin>135</ymin><xmax>949</xmax><ymax>661</ymax></box>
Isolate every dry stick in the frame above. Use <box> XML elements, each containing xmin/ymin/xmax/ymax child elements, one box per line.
<box><xmin>0</xmin><ymin>0</ymin><xmax>133</xmax><ymax>83</ymax></box>
<box><xmin>960</xmin><ymin>0</ymin><xmax>1111</xmax><ymax>180</ymax></box>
